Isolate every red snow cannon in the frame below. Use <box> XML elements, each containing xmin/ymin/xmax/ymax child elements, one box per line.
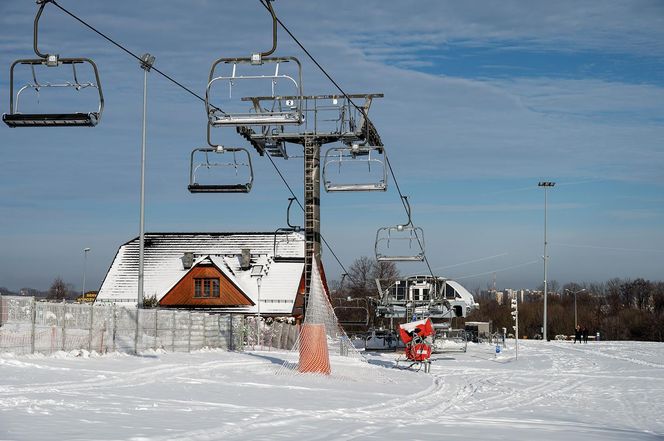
<box><xmin>398</xmin><ymin>318</ymin><xmax>434</xmax><ymax>363</ymax></box>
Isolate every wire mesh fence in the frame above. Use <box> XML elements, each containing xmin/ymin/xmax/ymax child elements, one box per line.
<box><xmin>0</xmin><ymin>295</ymin><xmax>255</xmax><ymax>355</ymax></box>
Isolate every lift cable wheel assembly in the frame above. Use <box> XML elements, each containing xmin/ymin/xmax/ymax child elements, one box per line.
<box><xmin>3</xmin><ymin>0</ymin><xmax>104</xmax><ymax>127</ymax></box>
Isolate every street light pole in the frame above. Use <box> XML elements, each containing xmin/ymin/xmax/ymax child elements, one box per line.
<box><xmin>566</xmin><ymin>288</ymin><xmax>586</xmax><ymax>328</ymax></box>
<box><xmin>538</xmin><ymin>181</ymin><xmax>555</xmax><ymax>341</ymax></box>
<box><xmin>82</xmin><ymin>247</ymin><xmax>91</xmax><ymax>301</ymax></box>
<box><xmin>256</xmin><ymin>276</ymin><xmax>262</xmax><ymax>348</ymax></box>
<box><xmin>137</xmin><ymin>53</ymin><xmax>155</xmax><ymax>309</ymax></box>
<box><xmin>135</xmin><ymin>53</ymin><xmax>155</xmax><ymax>355</ymax></box>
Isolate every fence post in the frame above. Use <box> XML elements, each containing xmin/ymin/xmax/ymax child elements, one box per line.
<box><xmin>228</xmin><ymin>314</ymin><xmax>233</xmax><ymax>351</ymax></box>
<box><xmin>187</xmin><ymin>311</ymin><xmax>192</xmax><ymax>353</ymax></box>
<box><xmin>154</xmin><ymin>309</ymin><xmax>159</xmax><ymax>350</ymax></box>
<box><xmin>88</xmin><ymin>302</ymin><xmax>94</xmax><ymax>353</ymax></box>
<box><xmin>30</xmin><ymin>297</ymin><xmax>36</xmax><ymax>354</ymax></box>
<box><xmin>112</xmin><ymin>303</ymin><xmax>117</xmax><ymax>353</ymax></box>
<box><xmin>202</xmin><ymin>314</ymin><xmax>208</xmax><ymax>348</ymax></box>
<box><xmin>171</xmin><ymin>310</ymin><xmax>176</xmax><ymax>352</ymax></box>
<box><xmin>134</xmin><ymin>307</ymin><xmax>140</xmax><ymax>355</ymax></box>
<box><xmin>276</xmin><ymin>322</ymin><xmax>283</xmax><ymax>350</ymax></box>
<box><xmin>61</xmin><ymin>300</ymin><xmax>67</xmax><ymax>351</ymax></box>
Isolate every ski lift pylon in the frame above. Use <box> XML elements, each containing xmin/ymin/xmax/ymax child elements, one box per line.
<box><xmin>3</xmin><ymin>0</ymin><xmax>104</xmax><ymax>127</ymax></box>
<box><xmin>322</xmin><ymin>143</ymin><xmax>387</xmax><ymax>192</ymax></box>
<box><xmin>375</xmin><ymin>196</ymin><xmax>425</xmax><ymax>261</ymax></box>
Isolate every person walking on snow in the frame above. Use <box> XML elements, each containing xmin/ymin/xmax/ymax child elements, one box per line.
<box><xmin>582</xmin><ymin>326</ymin><xmax>589</xmax><ymax>344</ymax></box>
<box><xmin>574</xmin><ymin>325</ymin><xmax>581</xmax><ymax>343</ymax></box>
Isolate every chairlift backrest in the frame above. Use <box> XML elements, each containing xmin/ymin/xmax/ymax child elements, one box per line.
<box><xmin>3</xmin><ymin>1</ymin><xmax>104</xmax><ymax>127</ymax></box>
<box><xmin>322</xmin><ymin>144</ymin><xmax>387</xmax><ymax>192</ymax></box>
<box><xmin>188</xmin><ymin>146</ymin><xmax>254</xmax><ymax>193</ymax></box>
<box><xmin>206</xmin><ymin>57</ymin><xmax>303</xmax><ymax>127</ymax></box>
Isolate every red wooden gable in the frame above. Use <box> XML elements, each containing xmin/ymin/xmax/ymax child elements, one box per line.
<box><xmin>159</xmin><ymin>262</ymin><xmax>254</xmax><ymax>308</ymax></box>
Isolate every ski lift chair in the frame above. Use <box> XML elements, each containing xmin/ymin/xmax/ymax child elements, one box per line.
<box><xmin>375</xmin><ymin>196</ymin><xmax>425</xmax><ymax>261</ymax></box>
<box><xmin>273</xmin><ymin>198</ymin><xmax>304</xmax><ymax>258</ymax></box>
<box><xmin>205</xmin><ymin>56</ymin><xmax>303</xmax><ymax>127</ymax></box>
<box><xmin>188</xmin><ymin>146</ymin><xmax>254</xmax><ymax>193</ymax></box>
<box><xmin>322</xmin><ymin>143</ymin><xmax>388</xmax><ymax>192</ymax></box>
<box><xmin>3</xmin><ymin>1</ymin><xmax>104</xmax><ymax>127</ymax></box>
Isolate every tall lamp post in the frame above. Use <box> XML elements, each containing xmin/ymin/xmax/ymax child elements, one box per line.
<box><xmin>137</xmin><ymin>52</ymin><xmax>155</xmax><ymax>309</ymax></box>
<box><xmin>538</xmin><ymin>181</ymin><xmax>555</xmax><ymax>341</ymax></box>
<box><xmin>566</xmin><ymin>288</ymin><xmax>586</xmax><ymax>328</ymax></box>
<box><xmin>135</xmin><ymin>53</ymin><xmax>155</xmax><ymax>355</ymax></box>
<box><xmin>82</xmin><ymin>247</ymin><xmax>91</xmax><ymax>301</ymax></box>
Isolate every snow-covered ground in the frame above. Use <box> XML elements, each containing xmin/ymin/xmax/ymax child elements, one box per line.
<box><xmin>1</xmin><ymin>340</ymin><xmax>663</xmax><ymax>440</ymax></box>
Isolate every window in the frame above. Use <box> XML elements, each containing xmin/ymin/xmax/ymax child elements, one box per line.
<box><xmin>194</xmin><ymin>278</ymin><xmax>220</xmax><ymax>298</ymax></box>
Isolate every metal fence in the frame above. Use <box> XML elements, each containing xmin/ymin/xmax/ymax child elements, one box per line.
<box><xmin>0</xmin><ymin>295</ymin><xmax>264</xmax><ymax>355</ymax></box>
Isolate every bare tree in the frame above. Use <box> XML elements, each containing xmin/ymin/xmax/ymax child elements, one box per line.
<box><xmin>48</xmin><ymin>277</ymin><xmax>69</xmax><ymax>300</ymax></box>
<box><xmin>371</xmin><ymin>260</ymin><xmax>399</xmax><ymax>289</ymax></box>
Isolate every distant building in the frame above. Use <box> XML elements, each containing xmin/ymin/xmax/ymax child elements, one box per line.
<box><xmin>76</xmin><ymin>291</ymin><xmax>98</xmax><ymax>303</ymax></box>
<box><xmin>96</xmin><ymin>232</ymin><xmax>312</xmax><ymax>317</ymax></box>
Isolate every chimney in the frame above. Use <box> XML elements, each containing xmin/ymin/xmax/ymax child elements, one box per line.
<box><xmin>240</xmin><ymin>248</ymin><xmax>251</xmax><ymax>270</ymax></box>
<box><xmin>181</xmin><ymin>252</ymin><xmax>194</xmax><ymax>270</ymax></box>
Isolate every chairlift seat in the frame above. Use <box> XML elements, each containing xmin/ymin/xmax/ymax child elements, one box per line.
<box><xmin>188</xmin><ymin>183</ymin><xmax>252</xmax><ymax>193</ymax></box>
<box><xmin>210</xmin><ymin>111</ymin><xmax>300</xmax><ymax>127</ymax></box>
<box><xmin>3</xmin><ymin>112</ymin><xmax>99</xmax><ymax>127</ymax></box>
<box><xmin>324</xmin><ymin>182</ymin><xmax>386</xmax><ymax>192</ymax></box>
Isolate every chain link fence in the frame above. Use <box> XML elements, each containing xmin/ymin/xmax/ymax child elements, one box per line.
<box><xmin>0</xmin><ymin>295</ymin><xmax>251</xmax><ymax>355</ymax></box>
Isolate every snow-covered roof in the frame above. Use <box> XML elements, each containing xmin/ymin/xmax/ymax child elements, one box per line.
<box><xmin>96</xmin><ymin>232</ymin><xmax>305</xmax><ymax>314</ymax></box>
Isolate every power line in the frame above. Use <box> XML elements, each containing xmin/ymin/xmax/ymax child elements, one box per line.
<box><xmin>453</xmin><ymin>260</ymin><xmax>540</xmax><ymax>281</ymax></box>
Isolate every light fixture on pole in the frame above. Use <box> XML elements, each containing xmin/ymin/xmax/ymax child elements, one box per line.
<box><xmin>565</xmin><ymin>288</ymin><xmax>586</xmax><ymax>328</ymax></box>
<box><xmin>538</xmin><ymin>181</ymin><xmax>555</xmax><ymax>341</ymax></box>
<box><xmin>82</xmin><ymin>247</ymin><xmax>91</xmax><ymax>301</ymax></box>
<box><xmin>251</xmin><ymin>265</ymin><xmax>264</xmax><ymax>349</ymax></box>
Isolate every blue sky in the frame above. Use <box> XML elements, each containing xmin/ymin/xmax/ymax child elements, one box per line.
<box><xmin>1</xmin><ymin>0</ymin><xmax>663</xmax><ymax>293</ymax></box>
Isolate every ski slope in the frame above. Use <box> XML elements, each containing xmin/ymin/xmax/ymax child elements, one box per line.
<box><xmin>1</xmin><ymin>340</ymin><xmax>663</xmax><ymax>440</ymax></box>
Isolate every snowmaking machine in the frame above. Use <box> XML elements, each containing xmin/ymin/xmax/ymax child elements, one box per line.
<box><xmin>396</xmin><ymin>318</ymin><xmax>434</xmax><ymax>372</ymax></box>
